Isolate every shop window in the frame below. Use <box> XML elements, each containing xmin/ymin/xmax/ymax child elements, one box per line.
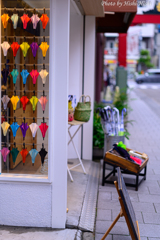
<box><xmin>0</xmin><ymin>1</ymin><xmax>50</xmax><ymax>178</ymax></box>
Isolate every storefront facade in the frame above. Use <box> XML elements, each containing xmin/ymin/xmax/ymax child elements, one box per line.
<box><xmin>0</xmin><ymin>0</ymin><xmax>103</xmax><ymax>228</ymax></box>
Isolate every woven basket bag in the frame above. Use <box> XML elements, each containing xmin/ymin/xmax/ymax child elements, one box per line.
<box><xmin>74</xmin><ymin>95</ymin><xmax>91</xmax><ymax>122</ymax></box>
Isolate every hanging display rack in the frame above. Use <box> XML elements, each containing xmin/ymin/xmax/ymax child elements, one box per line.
<box><xmin>1</xmin><ymin>116</ymin><xmax>49</xmax><ymax>120</ymax></box>
<box><xmin>2</xmin><ymin>142</ymin><xmax>48</xmax><ymax>145</ymax></box>
<box><xmin>1</xmin><ymin>63</ymin><xmax>49</xmax><ymax>66</ymax></box>
<box><xmin>1</xmin><ymin>90</ymin><xmax>49</xmax><ymax>93</ymax></box>
<box><xmin>1</xmin><ymin>8</ymin><xmax>50</xmax><ymax>11</ymax></box>
<box><xmin>1</xmin><ymin>36</ymin><xmax>49</xmax><ymax>39</ymax></box>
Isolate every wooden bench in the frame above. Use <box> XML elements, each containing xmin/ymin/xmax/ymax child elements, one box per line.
<box><xmin>102</xmin><ymin>148</ymin><xmax>149</xmax><ymax>191</ymax></box>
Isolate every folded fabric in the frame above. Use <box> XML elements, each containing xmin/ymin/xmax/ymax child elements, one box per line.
<box><xmin>130</xmin><ymin>156</ymin><xmax>142</xmax><ymax>165</ymax></box>
<box><xmin>113</xmin><ymin>144</ymin><xmax>134</xmax><ymax>162</ymax></box>
<box><xmin>117</xmin><ymin>141</ymin><xmax>126</xmax><ymax>150</ymax></box>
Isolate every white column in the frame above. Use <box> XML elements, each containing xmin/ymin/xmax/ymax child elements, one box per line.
<box><xmin>82</xmin><ymin>16</ymin><xmax>96</xmax><ymax>160</ymax></box>
<box><xmin>49</xmin><ymin>0</ymin><xmax>70</xmax><ymax>228</ymax></box>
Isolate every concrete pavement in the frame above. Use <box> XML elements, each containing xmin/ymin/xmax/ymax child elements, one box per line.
<box><xmin>95</xmin><ymin>89</ymin><xmax>160</xmax><ymax>240</ymax></box>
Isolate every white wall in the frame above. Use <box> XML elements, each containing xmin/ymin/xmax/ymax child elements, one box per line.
<box><xmin>50</xmin><ymin>0</ymin><xmax>70</xmax><ymax>228</ymax></box>
<box><xmin>0</xmin><ymin>0</ymin><xmax>70</xmax><ymax>229</ymax></box>
<box><xmin>68</xmin><ymin>1</ymin><xmax>83</xmax><ymax>159</ymax></box>
<box><xmin>82</xmin><ymin>16</ymin><xmax>95</xmax><ymax>160</ymax></box>
<box><xmin>68</xmin><ymin>7</ymin><xmax>96</xmax><ymax>161</ymax></box>
<box><xmin>0</xmin><ymin>183</ymin><xmax>52</xmax><ymax>227</ymax></box>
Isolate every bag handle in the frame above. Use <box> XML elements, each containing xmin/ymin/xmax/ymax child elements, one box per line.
<box><xmin>85</xmin><ymin>95</ymin><xmax>91</xmax><ymax>102</ymax></box>
<box><xmin>79</xmin><ymin>95</ymin><xmax>86</xmax><ymax>103</ymax></box>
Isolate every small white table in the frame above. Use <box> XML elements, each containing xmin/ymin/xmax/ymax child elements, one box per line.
<box><xmin>68</xmin><ymin>120</ymin><xmax>86</xmax><ymax>181</ymax></box>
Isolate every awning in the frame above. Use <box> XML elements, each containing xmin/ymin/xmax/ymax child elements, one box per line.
<box><xmin>80</xmin><ymin>0</ymin><xmax>104</xmax><ymax>17</ymax></box>
<box><xmin>96</xmin><ymin>0</ymin><xmax>137</xmax><ymax>33</ymax></box>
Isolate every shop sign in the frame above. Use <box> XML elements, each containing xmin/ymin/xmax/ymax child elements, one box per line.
<box><xmin>127</xmin><ymin>34</ymin><xmax>139</xmax><ymax>56</ymax></box>
<box><xmin>102</xmin><ymin>0</ymin><xmax>137</xmax><ymax>12</ymax></box>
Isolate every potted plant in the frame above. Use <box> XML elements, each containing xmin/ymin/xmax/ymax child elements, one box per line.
<box><xmin>93</xmin><ymin>111</ymin><xmax>104</xmax><ymax>159</ymax></box>
<box><xmin>113</xmin><ymin>89</ymin><xmax>134</xmax><ymax>139</ymax></box>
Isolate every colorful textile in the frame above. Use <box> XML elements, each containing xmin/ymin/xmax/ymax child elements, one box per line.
<box><xmin>0</xmin><ymin>147</ymin><xmax>10</xmax><ymax>162</ymax></box>
<box><xmin>30</xmin><ymin>42</ymin><xmax>39</xmax><ymax>58</ymax></box>
<box><xmin>1</xmin><ymin>41</ymin><xmax>10</xmax><ymax>57</ymax></box>
<box><xmin>10</xmin><ymin>122</ymin><xmax>20</xmax><ymax>138</ymax></box>
<box><xmin>39</xmin><ymin>147</ymin><xmax>48</xmax><ymax>165</ymax></box>
<box><xmin>11</xmin><ymin>14</ymin><xmax>19</xmax><ymax>29</ymax></box>
<box><xmin>20</xmin><ymin>14</ymin><xmax>30</xmax><ymax>29</ymax></box>
<box><xmin>11</xmin><ymin>42</ymin><xmax>20</xmax><ymax>57</ymax></box>
<box><xmin>40</xmin><ymin>14</ymin><xmax>49</xmax><ymax>29</ymax></box>
<box><xmin>31</xmin><ymin>14</ymin><xmax>40</xmax><ymax>29</ymax></box>
<box><xmin>39</xmin><ymin>69</ymin><xmax>48</xmax><ymax>85</ymax></box>
<box><xmin>10</xmin><ymin>96</ymin><xmax>19</xmax><ymax>111</ymax></box>
<box><xmin>20</xmin><ymin>96</ymin><xmax>29</xmax><ymax>111</ymax></box>
<box><xmin>30</xmin><ymin>96</ymin><xmax>39</xmax><ymax>111</ymax></box>
<box><xmin>1</xmin><ymin>14</ymin><xmax>10</xmax><ymax>28</ymax></box>
<box><xmin>1</xmin><ymin>121</ymin><xmax>10</xmax><ymax>136</ymax></box>
<box><xmin>11</xmin><ymin>147</ymin><xmax>19</xmax><ymax>163</ymax></box>
<box><xmin>29</xmin><ymin>123</ymin><xmax>39</xmax><ymax>138</ymax></box>
<box><xmin>1</xmin><ymin>95</ymin><xmax>10</xmax><ymax>110</ymax></box>
<box><xmin>39</xmin><ymin>122</ymin><xmax>48</xmax><ymax>140</ymax></box>
<box><xmin>11</xmin><ymin>69</ymin><xmax>19</xmax><ymax>85</ymax></box>
<box><xmin>1</xmin><ymin>68</ymin><xmax>9</xmax><ymax>84</ymax></box>
<box><xmin>39</xmin><ymin>42</ymin><xmax>49</xmax><ymax>57</ymax></box>
<box><xmin>30</xmin><ymin>69</ymin><xmax>39</xmax><ymax>85</ymax></box>
<box><xmin>20</xmin><ymin>42</ymin><xmax>30</xmax><ymax>57</ymax></box>
<box><xmin>20</xmin><ymin>122</ymin><xmax>29</xmax><ymax>139</ymax></box>
<box><xmin>29</xmin><ymin>149</ymin><xmax>38</xmax><ymax>164</ymax></box>
<box><xmin>21</xmin><ymin>69</ymin><xmax>30</xmax><ymax>85</ymax></box>
<box><xmin>20</xmin><ymin>148</ymin><xmax>28</xmax><ymax>164</ymax></box>
<box><xmin>39</xmin><ymin>96</ymin><xmax>48</xmax><ymax>113</ymax></box>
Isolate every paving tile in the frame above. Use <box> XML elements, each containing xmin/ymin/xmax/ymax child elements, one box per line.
<box><xmin>147</xmin><ymin>174</ymin><xmax>160</xmax><ymax>181</ymax></box>
<box><xmin>82</xmin><ymin>232</ymin><xmax>93</xmax><ymax>240</ymax></box>
<box><xmin>128</xmin><ymin>186</ymin><xmax>149</xmax><ymax>194</ymax></box>
<box><xmin>154</xmin><ymin>203</ymin><xmax>160</xmax><ymax>213</ymax></box>
<box><xmin>132</xmin><ymin>202</ymin><xmax>155</xmax><ymax>213</ymax></box>
<box><xmin>153</xmin><ymin>168</ymin><xmax>160</xmax><ymax>175</ymax></box>
<box><xmin>139</xmin><ymin>223</ymin><xmax>160</xmax><ymax>237</ymax></box>
<box><xmin>112</xmin><ymin>210</ymin><xmax>143</xmax><ymax>223</ymax></box>
<box><xmin>112</xmin><ymin>191</ymin><xmax>139</xmax><ymax>202</ymax></box>
<box><xmin>96</xmin><ymin>209</ymin><xmax>111</xmax><ymax>221</ymax></box>
<box><xmin>99</xmin><ymin>185</ymin><xmax>116</xmax><ymax>193</ymax></box>
<box><xmin>138</xmin><ymin>193</ymin><xmax>160</xmax><ymax>203</ymax></box>
<box><xmin>148</xmin><ymin>186</ymin><xmax>160</xmax><ymax>195</ymax></box>
<box><xmin>96</xmin><ymin>220</ymin><xmax>129</xmax><ymax>235</ymax></box>
<box><xmin>95</xmin><ymin>233</ymin><xmax>112</xmax><ymax>240</ymax></box>
<box><xmin>148</xmin><ymin>238</ymin><xmax>160</xmax><ymax>240</ymax></box>
<box><xmin>98</xmin><ymin>191</ymin><xmax>112</xmax><ymax>201</ymax></box>
<box><xmin>112</xmin><ymin>235</ymin><xmax>146</xmax><ymax>240</ymax></box>
<box><xmin>97</xmin><ymin>200</ymin><xmax>121</xmax><ymax>211</ymax></box>
<box><xmin>142</xmin><ymin>212</ymin><xmax>160</xmax><ymax>224</ymax></box>
<box><xmin>138</xmin><ymin>180</ymin><xmax>159</xmax><ymax>189</ymax></box>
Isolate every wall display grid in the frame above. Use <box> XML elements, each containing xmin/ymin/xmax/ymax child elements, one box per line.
<box><xmin>0</xmin><ymin>2</ymin><xmax>50</xmax><ymax>176</ymax></box>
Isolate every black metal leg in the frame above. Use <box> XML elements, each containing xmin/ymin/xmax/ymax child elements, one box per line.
<box><xmin>102</xmin><ymin>160</ymin><xmax>105</xmax><ymax>186</ymax></box>
<box><xmin>144</xmin><ymin>165</ymin><xmax>147</xmax><ymax>180</ymax></box>
<box><xmin>113</xmin><ymin>166</ymin><xmax>115</xmax><ymax>176</ymax></box>
<box><xmin>136</xmin><ymin>174</ymin><xmax>139</xmax><ymax>191</ymax></box>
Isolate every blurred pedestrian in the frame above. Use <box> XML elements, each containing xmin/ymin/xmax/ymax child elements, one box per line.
<box><xmin>103</xmin><ymin>64</ymin><xmax>111</xmax><ymax>98</ymax></box>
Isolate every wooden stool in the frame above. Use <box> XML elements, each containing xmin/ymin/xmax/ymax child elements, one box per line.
<box><xmin>102</xmin><ymin>148</ymin><xmax>149</xmax><ymax>191</ymax></box>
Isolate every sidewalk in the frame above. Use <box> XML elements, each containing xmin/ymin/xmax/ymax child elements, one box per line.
<box><xmin>95</xmin><ymin>90</ymin><xmax>160</xmax><ymax>240</ymax></box>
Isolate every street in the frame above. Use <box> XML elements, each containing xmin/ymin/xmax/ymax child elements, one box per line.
<box><xmin>95</xmin><ymin>84</ymin><xmax>160</xmax><ymax>240</ymax></box>
<box><xmin>128</xmin><ymin>79</ymin><xmax>160</xmax><ymax>119</ymax></box>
